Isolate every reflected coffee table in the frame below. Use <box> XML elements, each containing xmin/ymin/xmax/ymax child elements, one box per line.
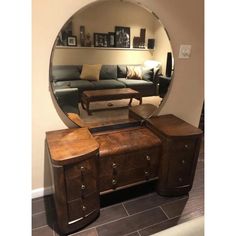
<box><xmin>81</xmin><ymin>88</ymin><xmax>142</xmax><ymax>115</ymax></box>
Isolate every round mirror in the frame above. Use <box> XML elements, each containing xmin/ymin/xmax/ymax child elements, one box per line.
<box><xmin>50</xmin><ymin>0</ymin><xmax>174</xmax><ymax>128</ymax></box>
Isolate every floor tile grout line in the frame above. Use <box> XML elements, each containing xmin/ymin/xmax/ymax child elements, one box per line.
<box><xmin>160</xmin><ymin>195</ymin><xmax>188</xmax><ymax>208</ymax></box>
<box><xmin>100</xmin><ymin>202</ymin><xmax>127</xmax><ymax>211</ymax></box>
<box><xmin>32</xmin><ymin>210</ymin><xmax>46</xmax><ymax>216</ymax></box>
<box><xmin>32</xmin><ymin>208</ymin><xmax>55</xmax><ymax>216</ymax></box>
<box><xmin>122</xmin><ymin>195</ymin><xmax>188</xmax><ymax>217</ymax></box>
<box><xmin>89</xmin><ymin>205</ymin><xmax>164</xmax><ymax>230</ymax></box>
<box><xmin>32</xmin><ymin>224</ymin><xmax>53</xmax><ymax>231</ymax></box>
<box><xmin>82</xmin><ymin>202</ymin><xmax>184</xmax><ymax>232</ymax></box>
<box><xmin>122</xmin><ymin>230</ymin><xmax>140</xmax><ymax>236</ymax></box>
<box><xmin>136</xmin><ymin>218</ymin><xmax>170</xmax><ymax>233</ymax></box>
<box><xmin>69</xmin><ymin>226</ymin><xmax>96</xmax><ymax>235</ymax></box>
<box><xmin>167</xmin><ymin>211</ymin><xmax>203</xmax><ymax>222</ymax></box>
<box><xmin>120</xmin><ymin>192</ymin><xmax>156</xmax><ymax>204</ymax></box>
<box><xmin>159</xmin><ymin>206</ymin><xmax>170</xmax><ymax>219</ymax></box>
<box><xmin>122</xmin><ymin>203</ymin><xmax>130</xmax><ymax>216</ymax></box>
<box><xmin>95</xmin><ymin>227</ymin><xmax>99</xmax><ymax>236</ymax></box>
<box><xmin>136</xmin><ymin>213</ymin><xmax>204</xmax><ymax>235</ymax></box>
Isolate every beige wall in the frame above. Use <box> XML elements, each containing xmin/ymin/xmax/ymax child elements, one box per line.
<box><xmin>32</xmin><ymin>0</ymin><xmax>204</xmax><ymax>191</ymax></box>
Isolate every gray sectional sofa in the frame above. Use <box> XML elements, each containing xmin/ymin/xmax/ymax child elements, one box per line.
<box><xmin>50</xmin><ymin>64</ymin><xmax>160</xmax><ymax>113</ymax></box>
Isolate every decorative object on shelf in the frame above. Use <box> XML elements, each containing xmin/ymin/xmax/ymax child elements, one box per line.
<box><xmin>139</xmin><ymin>28</ymin><xmax>146</xmax><ymax>48</ymax></box>
<box><xmin>108</xmin><ymin>32</ymin><xmax>115</xmax><ymax>47</ymax></box>
<box><xmin>80</xmin><ymin>26</ymin><xmax>85</xmax><ymax>46</ymax></box>
<box><xmin>67</xmin><ymin>36</ymin><xmax>77</xmax><ymax>46</ymax></box>
<box><xmin>148</xmin><ymin>39</ymin><xmax>155</xmax><ymax>49</ymax></box>
<box><xmin>115</xmin><ymin>26</ymin><xmax>130</xmax><ymax>48</ymax></box>
<box><xmin>94</xmin><ymin>33</ymin><xmax>108</xmax><ymax>47</ymax></box>
<box><xmin>56</xmin><ymin>21</ymin><xmax>73</xmax><ymax>46</ymax></box>
<box><xmin>133</xmin><ymin>36</ymin><xmax>140</xmax><ymax>48</ymax></box>
<box><xmin>56</xmin><ymin>32</ymin><xmax>64</xmax><ymax>46</ymax></box>
<box><xmin>85</xmin><ymin>33</ymin><xmax>92</xmax><ymax>47</ymax></box>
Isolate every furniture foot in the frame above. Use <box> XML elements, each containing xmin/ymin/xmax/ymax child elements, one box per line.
<box><xmin>139</xmin><ymin>97</ymin><xmax>142</xmax><ymax>104</ymax></box>
<box><xmin>128</xmin><ymin>98</ymin><xmax>133</xmax><ymax>106</ymax></box>
<box><xmin>81</xmin><ymin>100</ymin><xmax>85</xmax><ymax>110</ymax></box>
<box><xmin>86</xmin><ymin>101</ymin><xmax>92</xmax><ymax>115</ymax></box>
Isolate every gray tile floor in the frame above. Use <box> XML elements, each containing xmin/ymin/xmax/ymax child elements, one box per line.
<box><xmin>32</xmin><ymin>139</ymin><xmax>204</xmax><ymax>236</ymax></box>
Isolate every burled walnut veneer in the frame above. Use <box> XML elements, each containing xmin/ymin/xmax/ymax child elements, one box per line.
<box><xmin>46</xmin><ymin>113</ymin><xmax>202</xmax><ymax>234</ymax></box>
<box><xmin>146</xmin><ymin>115</ymin><xmax>202</xmax><ymax>196</ymax></box>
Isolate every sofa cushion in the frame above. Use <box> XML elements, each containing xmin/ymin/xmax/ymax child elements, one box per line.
<box><xmin>118</xmin><ymin>78</ymin><xmax>154</xmax><ymax>88</ymax></box>
<box><xmin>52</xmin><ymin>66</ymin><xmax>80</xmax><ymax>82</ymax></box>
<box><xmin>91</xmin><ymin>79</ymin><xmax>126</xmax><ymax>90</ymax></box>
<box><xmin>70</xmin><ymin>80</ymin><xmax>95</xmax><ymax>91</ymax></box>
<box><xmin>100</xmin><ymin>65</ymin><xmax>117</xmax><ymax>80</ymax></box>
<box><xmin>80</xmin><ymin>64</ymin><xmax>102</xmax><ymax>81</ymax></box>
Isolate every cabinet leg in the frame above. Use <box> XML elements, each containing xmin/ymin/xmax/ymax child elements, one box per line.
<box><xmin>86</xmin><ymin>101</ymin><xmax>92</xmax><ymax>115</ymax></box>
<box><xmin>128</xmin><ymin>98</ymin><xmax>133</xmax><ymax>106</ymax></box>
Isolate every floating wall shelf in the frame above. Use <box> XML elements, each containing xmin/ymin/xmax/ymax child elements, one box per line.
<box><xmin>55</xmin><ymin>46</ymin><xmax>154</xmax><ymax>51</ymax></box>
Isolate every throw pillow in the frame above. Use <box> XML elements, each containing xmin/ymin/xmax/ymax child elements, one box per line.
<box><xmin>117</xmin><ymin>65</ymin><xmax>127</xmax><ymax>78</ymax></box>
<box><xmin>80</xmin><ymin>64</ymin><xmax>102</xmax><ymax>81</ymax></box>
<box><xmin>142</xmin><ymin>67</ymin><xmax>154</xmax><ymax>81</ymax></box>
<box><xmin>126</xmin><ymin>66</ymin><xmax>142</xmax><ymax>80</ymax></box>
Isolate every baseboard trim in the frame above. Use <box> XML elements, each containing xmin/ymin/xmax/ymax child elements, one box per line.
<box><xmin>32</xmin><ymin>186</ymin><xmax>53</xmax><ymax>199</ymax></box>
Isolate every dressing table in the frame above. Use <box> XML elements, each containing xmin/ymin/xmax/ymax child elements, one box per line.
<box><xmin>46</xmin><ymin>107</ymin><xmax>202</xmax><ymax>234</ymax></box>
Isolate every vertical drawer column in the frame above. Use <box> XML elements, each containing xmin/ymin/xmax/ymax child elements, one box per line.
<box><xmin>46</xmin><ymin>128</ymin><xmax>100</xmax><ymax>235</ymax></box>
<box><xmin>146</xmin><ymin>114</ymin><xmax>202</xmax><ymax>196</ymax></box>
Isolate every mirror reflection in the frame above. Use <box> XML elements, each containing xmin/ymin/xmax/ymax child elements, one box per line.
<box><xmin>50</xmin><ymin>0</ymin><xmax>174</xmax><ymax>127</ymax></box>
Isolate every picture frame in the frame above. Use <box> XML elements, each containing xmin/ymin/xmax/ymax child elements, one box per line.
<box><xmin>94</xmin><ymin>33</ymin><xmax>108</xmax><ymax>47</ymax></box>
<box><xmin>115</xmin><ymin>26</ymin><xmax>130</xmax><ymax>48</ymax></box>
<box><xmin>67</xmin><ymin>36</ymin><xmax>77</xmax><ymax>46</ymax></box>
<box><xmin>108</xmin><ymin>32</ymin><xmax>115</xmax><ymax>47</ymax></box>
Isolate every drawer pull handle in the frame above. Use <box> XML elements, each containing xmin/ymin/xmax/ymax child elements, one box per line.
<box><xmin>80</xmin><ymin>166</ymin><xmax>85</xmax><ymax>171</ymax></box>
<box><xmin>181</xmin><ymin>160</ymin><xmax>185</xmax><ymax>164</ymax></box>
<box><xmin>145</xmin><ymin>171</ymin><xmax>149</xmax><ymax>176</ymax></box>
<box><xmin>81</xmin><ymin>184</ymin><xmax>86</xmax><ymax>190</ymax></box>
<box><xmin>112</xmin><ymin>179</ymin><xmax>117</xmax><ymax>185</ymax></box>
<box><xmin>112</xmin><ymin>163</ymin><xmax>117</xmax><ymax>169</ymax></box>
<box><xmin>82</xmin><ymin>205</ymin><xmax>86</xmax><ymax>211</ymax></box>
<box><xmin>184</xmin><ymin>144</ymin><xmax>188</xmax><ymax>149</ymax></box>
<box><xmin>178</xmin><ymin>177</ymin><xmax>183</xmax><ymax>182</ymax></box>
<box><xmin>146</xmin><ymin>155</ymin><xmax>151</xmax><ymax>161</ymax></box>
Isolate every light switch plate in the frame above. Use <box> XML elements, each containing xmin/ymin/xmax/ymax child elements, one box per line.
<box><xmin>179</xmin><ymin>45</ymin><xmax>192</xmax><ymax>58</ymax></box>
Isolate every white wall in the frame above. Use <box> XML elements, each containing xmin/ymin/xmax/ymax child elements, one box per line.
<box><xmin>32</xmin><ymin>0</ymin><xmax>204</xmax><ymax>192</ymax></box>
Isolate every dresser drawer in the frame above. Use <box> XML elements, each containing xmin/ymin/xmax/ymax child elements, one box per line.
<box><xmin>64</xmin><ymin>158</ymin><xmax>98</xmax><ymax>201</ymax></box>
<box><xmin>116</xmin><ymin>165</ymin><xmax>158</xmax><ymax>187</ymax></box>
<box><xmin>167</xmin><ymin>152</ymin><xmax>195</xmax><ymax>187</ymax></box>
<box><xmin>99</xmin><ymin>147</ymin><xmax>160</xmax><ymax>177</ymax></box>
<box><xmin>65</xmin><ymin>174</ymin><xmax>98</xmax><ymax>201</ymax></box>
<box><xmin>99</xmin><ymin>164</ymin><xmax>158</xmax><ymax>192</ymax></box>
<box><xmin>168</xmin><ymin>138</ymin><xmax>196</xmax><ymax>154</ymax></box>
<box><xmin>65</xmin><ymin>158</ymin><xmax>97</xmax><ymax>180</ymax></box>
<box><xmin>67</xmin><ymin>193</ymin><xmax>100</xmax><ymax>222</ymax></box>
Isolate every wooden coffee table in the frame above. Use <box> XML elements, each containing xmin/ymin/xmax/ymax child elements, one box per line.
<box><xmin>81</xmin><ymin>88</ymin><xmax>142</xmax><ymax>115</ymax></box>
